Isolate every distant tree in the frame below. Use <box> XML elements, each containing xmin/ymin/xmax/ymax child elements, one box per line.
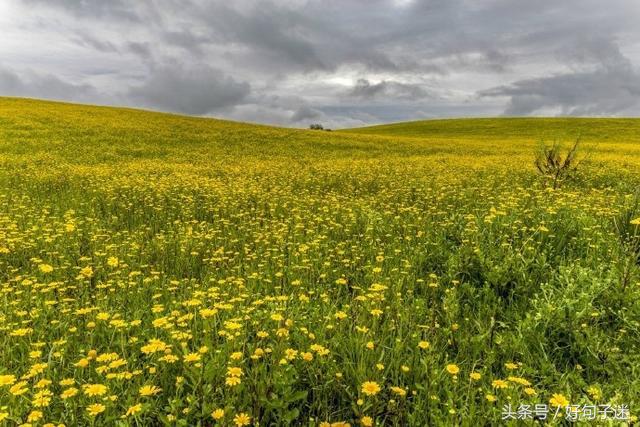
<box><xmin>309</xmin><ymin>123</ymin><xmax>324</xmax><ymax>130</ymax></box>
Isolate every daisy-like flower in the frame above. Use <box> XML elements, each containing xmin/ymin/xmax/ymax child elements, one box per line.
<box><xmin>61</xmin><ymin>387</ymin><xmax>78</xmax><ymax>399</ymax></box>
<box><xmin>492</xmin><ymin>379</ymin><xmax>509</xmax><ymax>389</ymax></box>
<box><xmin>226</xmin><ymin>376</ymin><xmax>242</xmax><ymax>386</ymax></box>
<box><xmin>549</xmin><ymin>393</ymin><xmax>570</xmax><ymax>407</ymax></box>
<box><xmin>361</xmin><ymin>381</ymin><xmax>381</xmax><ymax>396</ymax></box>
<box><xmin>183</xmin><ymin>353</ymin><xmax>201</xmax><ymax>363</ymax></box>
<box><xmin>0</xmin><ymin>375</ymin><xmax>16</xmax><ymax>386</ymax></box>
<box><xmin>446</xmin><ymin>364</ymin><xmax>460</xmax><ymax>375</ymax></box>
<box><xmin>125</xmin><ymin>403</ymin><xmax>143</xmax><ymax>417</ymax></box>
<box><xmin>361</xmin><ymin>415</ymin><xmax>374</xmax><ymax>426</ymax></box>
<box><xmin>83</xmin><ymin>384</ymin><xmax>108</xmax><ymax>397</ymax></box>
<box><xmin>87</xmin><ymin>403</ymin><xmax>106</xmax><ymax>416</ymax></box>
<box><xmin>38</xmin><ymin>264</ymin><xmax>54</xmax><ymax>273</ymax></box>
<box><xmin>233</xmin><ymin>412</ymin><xmax>251</xmax><ymax>426</ymax></box>
<box><xmin>139</xmin><ymin>385</ymin><xmax>161</xmax><ymax>397</ymax></box>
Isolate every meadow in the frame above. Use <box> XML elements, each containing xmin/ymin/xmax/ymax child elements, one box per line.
<box><xmin>0</xmin><ymin>97</ymin><xmax>639</xmax><ymax>426</ymax></box>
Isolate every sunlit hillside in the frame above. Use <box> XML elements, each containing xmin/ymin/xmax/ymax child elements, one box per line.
<box><xmin>0</xmin><ymin>97</ymin><xmax>638</xmax><ymax>425</ymax></box>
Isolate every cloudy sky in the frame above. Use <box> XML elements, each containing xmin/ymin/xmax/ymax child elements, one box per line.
<box><xmin>1</xmin><ymin>0</ymin><xmax>640</xmax><ymax>128</ymax></box>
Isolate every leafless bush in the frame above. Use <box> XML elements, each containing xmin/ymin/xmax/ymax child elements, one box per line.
<box><xmin>534</xmin><ymin>138</ymin><xmax>583</xmax><ymax>189</ymax></box>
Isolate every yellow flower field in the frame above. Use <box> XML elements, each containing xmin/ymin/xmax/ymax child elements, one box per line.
<box><xmin>0</xmin><ymin>97</ymin><xmax>639</xmax><ymax>425</ymax></box>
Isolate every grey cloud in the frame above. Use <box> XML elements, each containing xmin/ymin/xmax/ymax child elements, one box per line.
<box><xmin>349</xmin><ymin>78</ymin><xmax>435</xmax><ymax>100</ymax></box>
<box><xmin>559</xmin><ymin>36</ymin><xmax>632</xmax><ymax>70</ymax></box>
<box><xmin>291</xmin><ymin>106</ymin><xmax>323</xmax><ymax>123</ymax></box>
<box><xmin>0</xmin><ymin>66</ymin><xmax>100</xmax><ymax>103</ymax></box>
<box><xmin>23</xmin><ymin>0</ymin><xmax>141</xmax><ymax>21</ymax></box>
<box><xmin>480</xmin><ymin>65</ymin><xmax>640</xmax><ymax>116</ymax></box>
<box><xmin>127</xmin><ymin>42</ymin><xmax>153</xmax><ymax>61</ymax></box>
<box><xmin>480</xmin><ymin>34</ymin><xmax>640</xmax><ymax>116</ymax></box>
<box><xmin>4</xmin><ymin>0</ymin><xmax>640</xmax><ymax>126</ymax></box>
<box><xmin>72</xmin><ymin>34</ymin><xmax>119</xmax><ymax>53</ymax></box>
<box><xmin>128</xmin><ymin>64</ymin><xmax>251</xmax><ymax>115</ymax></box>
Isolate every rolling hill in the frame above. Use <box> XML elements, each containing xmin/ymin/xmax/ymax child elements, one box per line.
<box><xmin>0</xmin><ymin>97</ymin><xmax>638</xmax><ymax>425</ymax></box>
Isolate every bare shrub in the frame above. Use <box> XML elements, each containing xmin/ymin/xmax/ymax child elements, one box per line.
<box><xmin>534</xmin><ymin>137</ymin><xmax>584</xmax><ymax>189</ymax></box>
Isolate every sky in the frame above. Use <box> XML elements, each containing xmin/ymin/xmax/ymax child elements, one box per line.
<box><xmin>1</xmin><ymin>0</ymin><xmax>640</xmax><ymax>128</ymax></box>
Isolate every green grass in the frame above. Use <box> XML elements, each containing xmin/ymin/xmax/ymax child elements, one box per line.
<box><xmin>345</xmin><ymin>116</ymin><xmax>640</xmax><ymax>144</ymax></box>
<box><xmin>0</xmin><ymin>97</ymin><xmax>639</xmax><ymax>426</ymax></box>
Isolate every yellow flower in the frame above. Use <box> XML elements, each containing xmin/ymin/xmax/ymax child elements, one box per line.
<box><xmin>225</xmin><ymin>376</ymin><xmax>242</xmax><ymax>386</ymax></box>
<box><xmin>492</xmin><ymin>380</ymin><xmax>509</xmax><ymax>389</ymax></box>
<box><xmin>87</xmin><ymin>403</ymin><xmax>106</xmax><ymax>416</ymax></box>
<box><xmin>83</xmin><ymin>384</ymin><xmax>108</xmax><ymax>397</ymax></box>
<box><xmin>212</xmin><ymin>409</ymin><xmax>225</xmax><ymax>420</ymax></box>
<box><xmin>10</xmin><ymin>328</ymin><xmax>32</xmax><ymax>337</ymax></box>
<box><xmin>0</xmin><ymin>412</ymin><xmax>7</xmax><ymax>422</ymax></box>
<box><xmin>417</xmin><ymin>341</ymin><xmax>430</xmax><ymax>350</ymax></box>
<box><xmin>360</xmin><ymin>416</ymin><xmax>373</xmax><ymax>426</ymax></box>
<box><xmin>80</xmin><ymin>266</ymin><xmax>94</xmax><ymax>278</ymax></box>
<box><xmin>0</xmin><ymin>375</ymin><xmax>16</xmax><ymax>386</ymax></box>
<box><xmin>183</xmin><ymin>353</ymin><xmax>201</xmax><ymax>363</ymax></box>
<box><xmin>75</xmin><ymin>358</ymin><xmax>90</xmax><ymax>368</ymax></box>
<box><xmin>391</xmin><ymin>386</ymin><xmax>407</xmax><ymax>396</ymax></box>
<box><xmin>549</xmin><ymin>393</ymin><xmax>569</xmax><ymax>407</ymax></box>
<box><xmin>233</xmin><ymin>412</ymin><xmax>251</xmax><ymax>426</ymax></box>
<box><xmin>10</xmin><ymin>381</ymin><xmax>28</xmax><ymax>396</ymax></box>
<box><xmin>140</xmin><ymin>339</ymin><xmax>168</xmax><ymax>354</ymax></box>
<box><xmin>485</xmin><ymin>394</ymin><xmax>497</xmax><ymax>402</ymax></box>
<box><xmin>61</xmin><ymin>387</ymin><xmax>78</xmax><ymax>399</ymax></box>
<box><xmin>361</xmin><ymin>381</ymin><xmax>381</xmax><ymax>396</ymax></box>
<box><xmin>630</xmin><ymin>217</ymin><xmax>640</xmax><ymax>225</ymax></box>
<box><xmin>39</xmin><ymin>264</ymin><xmax>54</xmax><ymax>273</ymax></box>
<box><xmin>107</xmin><ymin>256</ymin><xmax>119</xmax><ymax>267</ymax></box>
<box><xmin>139</xmin><ymin>385</ymin><xmax>161</xmax><ymax>396</ymax></box>
<box><xmin>446</xmin><ymin>364</ymin><xmax>460</xmax><ymax>375</ymax></box>
<box><xmin>27</xmin><ymin>410</ymin><xmax>43</xmax><ymax>422</ymax></box>
<box><xmin>504</xmin><ymin>362</ymin><xmax>519</xmax><ymax>370</ymax></box>
<box><xmin>469</xmin><ymin>372</ymin><xmax>481</xmax><ymax>381</ymax></box>
<box><xmin>227</xmin><ymin>367</ymin><xmax>243</xmax><ymax>377</ymax></box>
<box><xmin>524</xmin><ymin>387</ymin><xmax>537</xmax><ymax>396</ymax></box>
<box><xmin>125</xmin><ymin>404</ymin><xmax>143</xmax><ymax>417</ymax></box>
<box><xmin>32</xmin><ymin>393</ymin><xmax>52</xmax><ymax>408</ymax></box>
<box><xmin>507</xmin><ymin>376</ymin><xmax>531</xmax><ymax>386</ymax></box>
<box><xmin>587</xmin><ymin>386</ymin><xmax>601</xmax><ymax>401</ymax></box>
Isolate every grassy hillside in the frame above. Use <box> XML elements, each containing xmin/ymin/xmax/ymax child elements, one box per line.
<box><xmin>345</xmin><ymin>116</ymin><xmax>640</xmax><ymax>144</ymax></box>
<box><xmin>0</xmin><ymin>97</ymin><xmax>639</xmax><ymax>425</ymax></box>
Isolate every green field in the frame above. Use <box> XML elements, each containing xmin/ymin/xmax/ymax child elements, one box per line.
<box><xmin>0</xmin><ymin>97</ymin><xmax>639</xmax><ymax>425</ymax></box>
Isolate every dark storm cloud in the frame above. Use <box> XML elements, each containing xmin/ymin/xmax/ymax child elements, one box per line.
<box><xmin>481</xmin><ymin>35</ymin><xmax>640</xmax><ymax>115</ymax></box>
<box><xmin>3</xmin><ymin>0</ymin><xmax>640</xmax><ymax>125</ymax></box>
<box><xmin>480</xmin><ymin>66</ymin><xmax>640</xmax><ymax>116</ymax></box>
<box><xmin>291</xmin><ymin>106</ymin><xmax>323</xmax><ymax>123</ymax></box>
<box><xmin>128</xmin><ymin>64</ymin><xmax>251</xmax><ymax>115</ymax></box>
